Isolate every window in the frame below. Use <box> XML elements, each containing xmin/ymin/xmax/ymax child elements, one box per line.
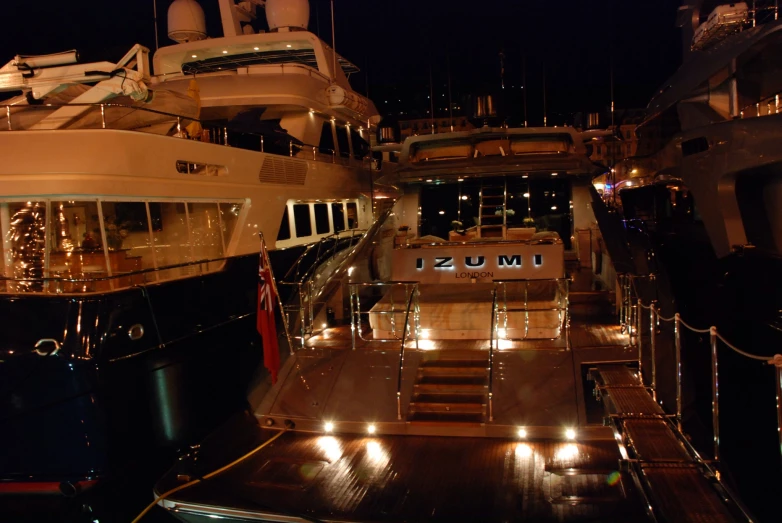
<box><xmin>1</xmin><ymin>201</ymin><xmax>47</xmax><ymax>292</ymax></box>
<box><xmin>346</xmin><ymin>202</ymin><xmax>358</xmax><ymax>229</ymax></box>
<box><xmin>318</xmin><ymin>122</ymin><xmax>335</xmax><ymax>155</ymax></box>
<box><xmin>314</xmin><ymin>203</ymin><xmax>330</xmax><ymax>234</ymax></box>
<box><xmin>350</xmin><ymin>128</ymin><xmax>369</xmax><ymax>159</ymax></box>
<box><xmin>335</xmin><ymin>125</ymin><xmax>350</xmax><ymax>158</ymax></box>
<box><xmin>332</xmin><ymin>202</ymin><xmax>345</xmax><ymax>232</ymax></box>
<box><xmin>101</xmin><ymin>200</ymin><xmax>154</xmax><ymax>280</ymax></box>
<box><xmin>188</xmin><ymin>202</ymin><xmax>224</xmax><ymax>263</ymax></box>
<box><xmin>149</xmin><ymin>202</ymin><xmax>192</xmax><ymax>278</ymax></box>
<box><xmin>219</xmin><ymin>202</ymin><xmax>243</xmax><ymax>248</ymax></box>
<box><xmin>293</xmin><ymin>204</ymin><xmax>312</xmax><ymax>237</ymax></box>
<box><xmin>277</xmin><ymin>206</ymin><xmax>291</xmax><ymax>240</ymax></box>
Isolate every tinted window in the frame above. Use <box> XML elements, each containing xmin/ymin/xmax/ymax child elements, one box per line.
<box><xmin>350</xmin><ymin>129</ymin><xmax>369</xmax><ymax>159</ymax></box>
<box><xmin>318</xmin><ymin>122</ymin><xmax>334</xmax><ymax>155</ymax></box>
<box><xmin>277</xmin><ymin>206</ymin><xmax>291</xmax><ymax>240</ymax></box>
<box><xmin>336</xmin><ymin>125</ymin><xmax>350</xmax><ymax>158</ymax></box>
<box><xmin>332</xmin><ymin>203</ymin><xmax>345</xmax><ymax>232</ymax></box>
<box><xmin>293</xmin><ymin>204</ymin><xmax>312</xmax><ymax>237</ymax></box>
<box><xmin>314</xmin><ymin>203</ymin><xmax>330</xmax><ymax>234</ymax></box>
<box><xmin>346</xmin><ymin>202</ymin><xmax>358</xmax><ymax>229</ymax></box>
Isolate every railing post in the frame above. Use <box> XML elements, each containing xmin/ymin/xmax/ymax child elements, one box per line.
<box><xmin>260</xmin><ymin>135</ymin><xmax>264</xmax><ymax>152</ymax></box>
<box><xmin>299</xmin><ymin>283</ymin><xmax>306</xmax><ymax>349</ymax></box>
<box><xmin>223</xmin><ymin>127</ymin><xmax>228</xmax><ymax>145</ymax></box>
<box><xmin>675</xmin><ymin>313</ymin><xmax>682</xmax><ymax>431</ymax></box>
<box><xmin>6</xmin><ymin>105</ymin><xmax>12</xmax><ymax>131</ymax></box>
<box><xmin>289</xmin><ymin>140</ymin><xmax>294</xmax><ymax>157</ymax></box>
<box><xmin>102</xmin><ymin>104</ymin><xmax>107</xmax><ymax>129</ymax></box>
<box><xmin>650</xmin><ymin>300</ymin><xmax>657</xmax><ymax>401</ymax></box>
<box><xmin>774</xmin><ymin>356</ymin><xmax>782</xmax><ymax>468</ymax></box>
<box><xmin>349</xmin><ymin>284</ymin><xmax>357</xmax><ymax>350</ymax></box>
<box><xmin>636</xmin><ymin>299</ymin><xmax>643</xmax><ymax>386</ymax></box>
<box><xmin>331</xmin><ymin>150</ymin><xmax>336</xmax><ymax>164</ymax></box>
<box><xmin>312</xmin><ymin>146</ymin><xmax>317</xmax><ymax>160</ymax></box>
<box><xmin>710</xmin><ymin>326</ymin><xmax>720</xmax><ymax>461</ymax></box>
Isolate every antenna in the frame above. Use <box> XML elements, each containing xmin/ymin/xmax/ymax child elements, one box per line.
<box><xmin>542</xmin><ymin>61</ymin><xmax>547</xmax><ymax>127</ymax></box>
<box><xmin>153</xmin><ymin>0</ymin><xmax>160</xmax><ymax>50</ymax></box>
<box><xmin>499</xmin><ymin>50</ymin><xmax>505</xmax><ymax>90</ymax></box>
<box><xmin>429</xmin><ymin>60</ymin><xmax>435</xmax><ymax>134</ymax></box>
<box><xmin>522</xmin><ymin>55</ymin><xmax>527</xmax><ymax>127</ymax></box>
<box><xmin>330</xmin><ymin>0</ymin><xmax>337</xmax><ymax>82</ymax></box>
<box><xmin>447</xmin><ymin>53</ymin><xmax>453</xmax><ymax>131</ymax></box>
<box><xmin>610</xmin><ymin>57</ymin><xmax>615</xmax><ymax>128</ymax></box>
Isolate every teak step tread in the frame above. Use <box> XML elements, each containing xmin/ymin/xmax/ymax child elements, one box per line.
<box><xmin>409</xmin><ymin>402</ymin><xmax>485</xmax><ymax>414</ymax></box>
<box><xmin>412</xmin><ymin>393</ymin><xmax>486</xmax><ymax>404</ymax></box>
<box><xmin>420</xmin><ymin>359</ymin><xmax>488</xmax><ymax>368</ymax></box>
<box><xmin>417</xmin><ymin>367</ymin><xmax>488</xmax><ymax>377</ymax></box>
<box><xmin>414</xmin><ymin>383</ymin><xmax>486</xmax><ymax>393</ymax></box>
<box><xmin>408</xmin><ymin>412</ymin><xmax>484</xmax><ymax>424</ymax></box>
<box><xmin>417</xmin><ymin>375</ymin><xmax>487</xmax><ymax>386</ymax></box>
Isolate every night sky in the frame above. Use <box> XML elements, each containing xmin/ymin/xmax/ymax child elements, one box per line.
<box><xmin>1</xmin><ymin>0</ymin><xmax>683</xmax><ymax>125</ymax></box>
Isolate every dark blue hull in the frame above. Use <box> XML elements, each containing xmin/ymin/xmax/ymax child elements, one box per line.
<box><xmin>0</xmin><ymin>248</ymin><xmax>304</xmax><ymax>499</ymax></box>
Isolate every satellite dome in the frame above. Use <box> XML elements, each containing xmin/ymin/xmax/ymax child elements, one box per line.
<box><xmin>168</xmin><ymin>0</ymin><xmax>207</xmax><ymax>43</ymax></box>
<box><xmin>266</xmin><ymin>0</ymin><xmax>310</xmax><ymax>32</ymax></box>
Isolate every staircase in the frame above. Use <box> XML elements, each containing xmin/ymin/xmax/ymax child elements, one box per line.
<box><xmin>478</xmin><ymin>180</ymin><xmax>507</xmax><ymax>239</ymax></box>
<box><xmin>408</xmin><ymin>352</ymin><xmax>489</xmax><ymax>424</ymax></box>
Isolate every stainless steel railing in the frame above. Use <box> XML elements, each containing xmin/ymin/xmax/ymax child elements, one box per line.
<box><xmin>396</xmin><ymin>284</ymin><xmax>420</xmax><ymax>420</ymax></box>
<box><xmin>347</xmin><ymin>281</ymin><xmax>420</xmax><ymax>350</ymax></box>
<box><xmin>618</xmin><ymin>272</ymin><xmax>782</xmax><ymax>465</ymax></box>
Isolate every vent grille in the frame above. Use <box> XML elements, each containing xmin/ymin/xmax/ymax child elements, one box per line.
<box><xmin>258</xmin><ymin>157</ymin><xmax>308</xmax><ymax>185</ymax></box>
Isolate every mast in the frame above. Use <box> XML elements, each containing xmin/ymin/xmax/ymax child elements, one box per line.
<box><xmin>522</xmin><ymin>55</ymin><xmax>528</xmax><ymax>127</ymax></box>
<box><xmin>330</xmin><ymin>0</ymin><xmax>337</xmax><ymax>82</ymax></box>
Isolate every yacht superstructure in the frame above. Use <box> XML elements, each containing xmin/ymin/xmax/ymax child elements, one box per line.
<box><xmin>0</xmin><ymin>0</ymin><xmax>378</xmax><ymax>496</ymax></box>
<box><xmin>592</xmin><ymin>1</ymin><xmax>782</xmax><ymax>520</ymax></box>
<box><xmin>152</xmin><ymin>125</ymin><xmax>757</xmax><ymax>522</ymax></box>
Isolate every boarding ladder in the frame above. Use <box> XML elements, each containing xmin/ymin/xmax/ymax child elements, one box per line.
<box><xmin>478</xmin><ymin>179</ymin><xmax>507</xmax><ymax>239</ymax></box>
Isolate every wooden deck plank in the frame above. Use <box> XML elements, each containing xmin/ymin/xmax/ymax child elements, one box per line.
<box><xmin>167</xmin><ymin>430</ymin><xmax>646</xmax><ymax>522</ymax></box>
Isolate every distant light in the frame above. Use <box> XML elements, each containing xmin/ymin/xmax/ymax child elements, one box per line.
<box><xmin>438</xmin><ymin>210</ymin><xmax>445</xmax><ymax>215</ymax></box>
<box><xmin>523</xmin><ymin>193</ymin><xmax>530</xmax><ymax>198</ymax></box>
<box><xmin>254</xmin><ymin>47</ymin><xmax>260</xmax><ymax>51</ymax></box>
<box><xmin>457</xmin><ymin>178</ymin><xmax>464</xmax><ymax>182</ymax></box>
<box><xmin>367</xmin><ymin>424</ymin><xmax>377</xmax><ymax>434</ymax></box>
<box><xmin>222</xmin><ymin>50</ymin><xmax>228</xmax><ymax>54</ymax></box>
<box><xmin>522</xmin><ymin>175</ymin><xmax>529</xmax><ymax>179</ymax></box>
<box><xmin>551</xmin><ymin>172</ymin><xmax>558</xmax><ymax>176</ymax></box>
<box><xmin>565</xmin><ymin>428</ymin><xmax>576</xmax><ymax>440</ymax></box>
<box><xmin>630</xmin><ymin>168</ymin><xmax>638</xmax><ymax>174</ymax></box>
<box><xmin>551</xmin><ymin>206</ymin><xmax>557</xmax><ymax>210</ymax></box>
<box><xmin>191</xmin><ymin>54</ymin><xmax>198</xmax><ymax>58</ymax></box>
<box><xmin>286</xmin><ymin>44</ymin><xmax>292</xmax><ymax>48</ymax></box>
<box><xmin>461</xmin><ymin>195</ymin><xmax>468</xmax><ymax>200</ymax></box>
<box><xmin>426</xmin><ymin>179</ymin><xmax>433</xmax><ymax>182</ymax></box>
<box><xmin>517</xmin><ymin>427</ymin><xmax>527</xmax><ymax>438</ymax></box>
<box><xmin>324</xmin><ymin>422</ymin><xmax>334</xmax><ymax>433</ymax></box>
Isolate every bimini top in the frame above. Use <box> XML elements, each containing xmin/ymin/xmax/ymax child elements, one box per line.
<box><xmin>380</xmin><ymin>126</ymin><xmax>602</xmax><ymax>184</ymax></box>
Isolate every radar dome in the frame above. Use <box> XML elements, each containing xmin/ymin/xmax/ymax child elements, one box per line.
<box><xmin>168</xmin><ymin>0</ymin><xmax>207</xmax><ymax>43</ymax></box>
<box><xmin>266</xmin><ymin>0</ymin><xmax>310</xmax><ymax>32</ymax></box>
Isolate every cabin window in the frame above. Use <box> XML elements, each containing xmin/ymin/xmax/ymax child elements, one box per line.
<box><xmin>346</xmin><ymin>202</ymin><xmax>358</xmax><ymax>229</ymax></box>
<box><xmin>0</xmin><ymin>201</ymin><xmax>47</xmax><ymax>292</ymax></box>
<box><xmin>314</xmin><ymin>203</ymin><xmax>330</xmax><ymax>234</ymax></box>
<box><xmin>188</xmin><ymin>202</ymin><xmax>224</xmax><ymax>269</ymax></box>
<box><xmin>293</xmin><ymin>203</ymin><xmax>312</xmax><ymax>237</ymax></box>
<box><xmin>277</xmin><ymin>206</ymin><xmax>291</xmax><ymax>240</ymax></box>
<box><xmin>336</xmin><ymin>125</ymin><xmax>350</xmax><ymax>158</ymax></box>
<box><xmin>332</xmin><ymin>203</ymin><xmax>346</xmax><ymax>232</ymax></box>
<box><xmin>219</xmin><ymin>202</ymin><xmax>243</xmax><ymax>248</ymax></box>
<box><xmin>149</xmin><ymin>202</ymin><xmax>193</xmax><ymax>279</ymax></box>
<box><xmin>318</xmin><ymin>122</ymin><xmax>335</xmax><ymax>155</ymax></box>
<box><xmin>350</xmin><ymin>128</ymin><xmax>369</xmax><ymax>159</ymax></box>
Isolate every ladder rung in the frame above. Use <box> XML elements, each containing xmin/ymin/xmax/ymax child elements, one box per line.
<box><xmin>480</xmin><ymin>224</ymin><xmax>504</xmax><ymax>229</ymax></box>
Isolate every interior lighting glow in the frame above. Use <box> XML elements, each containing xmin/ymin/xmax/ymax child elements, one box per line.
<box><xmin>367</xmin><ymin>424</ymin><xmax>376</xmax><ymax>434</ymax></box>
<box><xmin>517</xmin><ymin>428</ymin><xmax>527</xmax><ymax>438</ymax></box>
<box><xmin>458</xmin><ymin>178</ymin><xmax>464</xmax><ymax>182</ymax></box>
<box><xmin>420</xmin><ymin>329</ymin><xmax>431</xmax><ymax>339</ymax></box>
<box><xmin>551</xmin><ymin>172</ymin><xmax>558</xmax><ymax>176</ymax></box>
<box><xmin>497</xmin><ymin>328</ymin><xmax>507</xmax><ymax>338</ymax></box>
<box><xmin>426</xmin><ymin>179</ymin><xmax>433</xmax><ymax>182</ymax></box>
<box><xmin>565</xmin><ymin>428</ymin><xmax>576</xmax><ymax>440</ymax></box>
<box><xmin>551</xmin><ymin>206</ymin><xmax>558</xmax><ymax>211</ymax></box>
<box><xmin>522</xmin><ymin>175</ymin><xmax>529</xmax><ymax>179</ymax></box>
<box><xmin>461</xmin><ymin>195</ymin><xmax>468</xmax><ymax>200</ymax></box>
<box><xmin>515</xmin><ymin>443</ymin><xmax>533</xmax><ymax>458</ymax></box>
<box><xmin>324</xmin><ymin>422</ymin><xmax>334</xmax><ymax>433</ymax></box>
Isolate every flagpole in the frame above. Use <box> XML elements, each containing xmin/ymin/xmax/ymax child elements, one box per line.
<box><xmin>259</xmin><ymin>232</ymin><xmax>294</xmax><ymax>355</ymax></box>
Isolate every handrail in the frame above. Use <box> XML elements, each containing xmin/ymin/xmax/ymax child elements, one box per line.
<box><xmin>396</xmin><ymin>283</ymin><xmax>419</xmax><ymax>420</ymax></box>
<box><xmin>347</xmin><ymin>281</ymin><xmax>420</xmax><ymax>349</ymax></box>
<box><xmin>281</xmin><ymin>229</ymin><xmax>367</xmax><ymax>283</ymax></box>
<box><xmin>395</xmin><ymin>237</ymin><xmax>562</xmax><ymax>249</ymax></box>
<box><xmin>618</xmin><ymin>271</ymin><xmax>782</xmax><ymax>464</ymax></box>
<box><xmin>0</xmin><ymin>102</ymin><xmax>374</xmax><ymax>165</ymax></box>
<box><xmin>488</xmin><ymin>287</ymin><xmax>498</xmax><ymax>422</ymax></box>
<box><xmin>490</xmin><ymin>278</ymin><xmax>570</xmax><ymax>343</ymax></box>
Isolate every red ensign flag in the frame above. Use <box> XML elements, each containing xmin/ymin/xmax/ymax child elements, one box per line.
<box><xmin>257</xmin><ymin>242</ymin><xmax>280</xmax><ymax>383</ymax></box>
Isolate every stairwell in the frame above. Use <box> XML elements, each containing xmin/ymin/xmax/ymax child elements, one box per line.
<box><xmin>407</xmin><ymin>350</ymin><xmax>490</xmax><ymax>424</ymax></box>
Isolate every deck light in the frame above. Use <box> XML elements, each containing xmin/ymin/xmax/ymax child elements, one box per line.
<box><xmin>458</xmin><ymin>178</ymin><xmax>464</xmax><ymax>182</ymax></box>
<box><xmin>565</xmin><ymin>428</ymin><xmax>576</xmax><ymax>440</ymax></box>
<box><xmin>551</xmin><ymin>172</ymin><xmax>558</xmax><ymax>176</ymax></box>
<box><xmin>254</xmin><ymin>47</ymin><xmax>260</xmax><ymax>51</ymax></box>
<box><xmin>461</xmin><ymin>195</ymin><xmax>468</xmax><ymax>200</ymax></box>
<box><xmin>438</xmin><ymin>211</ymin><xmax>445</xmax><ymax>215</ymax></box>
<box><xmin>191</xmin><ymin>54</ymin><xmax>198</xmax><ymax>58</ymax></box>
<box><xmin>367</xmin><ymin>424</ymin><xmax>377</xmax><ymax>434</ymax></box>
<box><xmin>517</xmin><ymin>428</ymin><xmax>527</xmax><ymax>438</ymax></box>
<box><xmin>222</xmin><ymin>50</ymin><xmax>228</xmax><ymax>54</ymax></box>
<box><xmin>551</xmin><ymin>206</ymin><xmax>557</xmax><ymax>211</ymax></box>
<box><xmin>324</xmin><ymin>422</ymin><xmax>334</xmax><ymax>433</ymax></box>
<box><xmin>322</xmin><ymin>323</ymin><xmax>328</xmax><ymax>329</ymax></box>
<box><xmin>497</xmin><ymin>328</ymin><xmax>507</xmax><ymax>338</ymax></box>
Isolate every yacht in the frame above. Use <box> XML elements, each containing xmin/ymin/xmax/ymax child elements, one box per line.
<box><xmin>151</xmin><ymin>123</ymin><xmax>758</xmax><ymax>522</ymax></box>
<box><xmin>593</xmin><ymin>1</ymin><xmax>782</xmax><ymax>520</ymax></box>
<box><xmin>0</xmin><ymin>0</ymin><xmax>379</xmax><ymax>498</ymax></box>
